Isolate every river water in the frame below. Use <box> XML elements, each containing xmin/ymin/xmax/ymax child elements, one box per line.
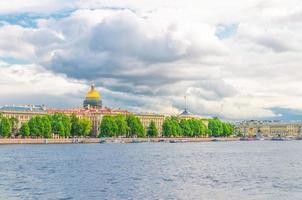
<box><xmin>0</xmin><ymin>141</ymin><xmax>302</xmax><ymax>200</ymax></box>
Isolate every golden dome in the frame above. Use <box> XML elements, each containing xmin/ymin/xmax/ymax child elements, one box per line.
<box><xmin>86</xmin><ymin>84</ymin><xmax>101</xmax><ymax>99</ymax></box>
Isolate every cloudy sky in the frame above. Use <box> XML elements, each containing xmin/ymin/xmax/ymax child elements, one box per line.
<box><xmin>1</xmin><ymin>0</ymin><xmax>302</xmax><ymax>120</ymax></box>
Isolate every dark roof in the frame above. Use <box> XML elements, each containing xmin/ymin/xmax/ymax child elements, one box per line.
<box><xmin>180</xmin><ymin>109</ymin><xmax>191</xmax><ymax>115</ymax></box>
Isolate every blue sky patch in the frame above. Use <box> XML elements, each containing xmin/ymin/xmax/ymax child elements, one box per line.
<box><xmin>215</xmin><ymin>24</ymin><xmax>238</xmax><ymax>39</ymax></box>
<box><xmin>270</xmin><ymin>107</ymin><xmax>302</xmax><ymax>121</ymax></box>
<box><xmin>0</xmin><ymin>57</ymin><xmax>30</xmax><ymax>65</ymax></box>
<box><xmin>0</xmin><ymin>9</ymin><xmax>75</xmax><ymax>28</ymax></box>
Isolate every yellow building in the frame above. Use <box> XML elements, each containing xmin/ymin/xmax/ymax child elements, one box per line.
<box><xmin>135</xmin><ymin>113</ymin><xmax>165</xmax><ymax>136</ymax></box>
<box><xmin>238</xmin><ymin>120</ymin><xmax>302</xmax><ymax>138</ymax></box>
<box><xmin>0</xmin><ymin>105</ymin><xmax>47</xmax><ymax>127</ymax></box>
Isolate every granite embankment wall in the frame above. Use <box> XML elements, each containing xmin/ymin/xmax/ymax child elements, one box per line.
<box><xmin>0</xmin><ymin>138</ymin><xmax>101</xmax><ymax>144</ymax></box>
<box><xmin>0</xmin><ymin>137</ymin><xmax>240</xmax><ymax>144</ymax></box>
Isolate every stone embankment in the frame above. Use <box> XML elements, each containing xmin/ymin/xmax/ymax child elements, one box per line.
<box><xmin>0</xmin><ymin>137</ymin><xmax>240</xmax><ymax>144</ymax></box>
<box><xmin>0</xmin><ymin>138</ymin><xmax>100</xmax><ymax>144</ymax></box>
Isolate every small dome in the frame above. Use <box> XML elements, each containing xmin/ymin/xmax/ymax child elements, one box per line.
<box><xmin>86</xmin><ymin>84</ymin><xmax>101</xmax><ymax>99</ymax></box>
<box><xmin>180</xmin><ymin>109</ymin><xmax>191</xmax><ymax>115</ymax></box>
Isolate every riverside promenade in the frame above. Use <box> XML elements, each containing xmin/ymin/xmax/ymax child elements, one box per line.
<box><xmin>0</xmin><ymin>137</ymin><xmax>240</xmax><ymax>144</ymax></box>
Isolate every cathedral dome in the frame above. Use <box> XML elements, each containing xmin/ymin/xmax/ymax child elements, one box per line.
<box><xmin>86</xmin><ymin>85</ymin><xmax>101</xmax><ymax>99</ymax></box>
<box><xmin>83</xmin><ymin>84</ymin><xmax>102</xmax><ymax>109</ymax></box>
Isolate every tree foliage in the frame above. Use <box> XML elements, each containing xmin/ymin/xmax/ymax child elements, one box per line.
<box><xmin>126</xmin><ymin>115</ymin><xmax>145</xmax><ymax>137</ymax></box>
<box><xmin>99</xmin><ymin>115</ymin><xmax>118</xmax><ymax>137</ymax></box>
<box><xmin>115</xmin><ymin>115</ymin><xmax>129</xmax><ymax>136</ymax></box>
<box><xmin>51</xmin><ymin>113</ymin><xmax>71</xmax><ymax>138</ymax></box>
<box><xmin>99</xmin><ymin>114</ymin><xmax>145</xmax><ymax>138</ymax></box>
<box><xmin>70</xmin><ymin>114</ymin><xmax>80</xmax><ymax>137</ymax></box>
<box><xmin>0</xmin><ymin>113</ymin><xmax>94</xmax><ymax>138</ymax></box>
<box><xmin>162</xmin><ymin>117</ymin><xmax>207</xmax><ymax>137</ymax></box>
<box><xmin>208</xmin><ymin>117</ymin><xmax>234</xmax><ymax>137</ymax></box>
<box><xmin>78</xmin><ymin>118</ymin><xmax>93</xmax><ymax>137</ymax></box>
<box><xmin>147</xmin><ymin>121</ymin><xmax>158</xmax><ymax>137</ymax></box>
<box><xmin>28</xmin><ymin>115</ymin><xmax>53</xmax><ymax>138</ymax></box>
<box><xmin>0</xmin><ymin>117</ymin><xmax>12</xmax><ymax>138</ymax></box>
<box><xmin>66</xmin><ymin>114</ymin><xmax>93</xmax><ymax>137</ymax></box>
<box><xmin>19</xmin><ymin>122</ymin><xmax>30</xmax><ymax>137</ymax></box>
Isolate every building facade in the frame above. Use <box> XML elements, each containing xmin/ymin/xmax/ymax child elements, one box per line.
<box><xmin>135</xmin><ymin>113</ymin><xmax>165</xmax><ymax>135</ymax></box>
<box><xmin>0</xmin><ymin>105</ymin><xmax>47</xmax><ymax>127</ymax></box>
<box><xmin>237</xmin><ymin>120</ymin><xmax>302</xmax><ymax>138</ymax></box>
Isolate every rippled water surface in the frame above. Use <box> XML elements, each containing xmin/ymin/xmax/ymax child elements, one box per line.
<box><xmin>0</xmin><ymin>141</ymin><xmax>302</xmax><ymax>200</ymax></box>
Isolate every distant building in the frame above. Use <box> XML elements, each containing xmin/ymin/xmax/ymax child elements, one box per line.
<box><xmin>0</xmin><ymin>105</ymin><xmax>47</xmax><ymax>128</ymax></box>
<box><xmin>237</xmin><ymin>120</ymin><xmax>302</xmax><ymax>138</ymax></box>
<box><xmin>135</xmin><ymin>113</ymin><xmax>165</xmax><ymax>135</ymax></box>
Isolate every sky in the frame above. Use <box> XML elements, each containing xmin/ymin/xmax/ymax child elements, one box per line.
<box><xmin>0</xmin><ymin>0</ymin><xmax>302</xmax><ymax>121</ymax></box>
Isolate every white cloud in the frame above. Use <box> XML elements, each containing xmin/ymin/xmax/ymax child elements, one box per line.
<box><xmin>0</xmin><ymin>61</ymin><xmax>86</xmax><ymax>107</ymax></box>
<box><xmin>0</xmin><ymin>0</ymin><xmax>75</xmax><ymax>14</ymax></box>
<box><xmin>1</xmin><ymin>1</ymin><xmax>302</xmax><ymax>120</ymax></box>
<box><xmin>0</xmin><ymin>25</ymin><xmax>35</xmax><ymax>59</ymax></box>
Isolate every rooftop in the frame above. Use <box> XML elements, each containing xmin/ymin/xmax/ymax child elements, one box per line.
<box><xmin>0</xmin><ymin>105</ymin><xmax>46</xmax><ymax>112</ymax></box>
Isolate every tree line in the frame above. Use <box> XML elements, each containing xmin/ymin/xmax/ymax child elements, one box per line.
<box><xmin>0</xmin><ymin>113</ymin><xmax>234</xmax><ymax>138</ymax></box>
<box><xmin>0</xmin><ymin>113</ymin><xmax>92</xmax><ymax>138</ymax></box>
<box><xmin>99</xmin><ymin>115</ymin><xmax>150</xmax><ymax>137</ymax></box>
<box><xmin>162</xmin><ymin>117</ymin><xmax>207</xmax><ymax>137</ymax></box>
<box><xmin>100</xmin><ymin>115</ymin><xmax>234</xmax><ymax>138</ymax></box>
<box><xmin>162</xmin><ymin>117</ymin><xmax>233</xmax><ymax>137</ymax></box>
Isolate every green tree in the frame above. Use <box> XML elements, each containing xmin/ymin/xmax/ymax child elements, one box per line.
<box><xmin>36</xmin><ymin>116</ymin><xmax>45</xmax><ymax>137</ymax></box>
<box><xmin>222</xmin><ymin>122</ymin><xmax>234</xmax><ymax>137</ymax></box>
<box><xmin>115</xmin><ymin>115</ymin><xmax>129</xmax><ymax>136</ymax></box>
<box><xmin>19</xmin><ymin>122</ymin><xmax>30</xmax><ymax>138</ymax></box>
<box><xmin>188</xmin><ymin>119</ymin><xmax>207</xmax><ymax>137</ymax></box>
<box><xmin>208</xmin><ymin>118</ymin><xmax>223</xmax><ymax>137</ymax></box>
<box><xmin>126</xmin><ymin>115</ymin><xmax>136</xmax><ymax>137</ymax></box>
<box><xmin>171</xmin><ymin>117</ymin><xmax>182</xmax><ymax>137</ymax></box>
<box><xmin>62</xmin><ymin>114</ymin><xmax>71</xmax><ymax>138</ymax></box>
<box><xmin>136</xmin><ymin>118</ymin><xmax>145</xmax><ymax>138</ymax></box>
<box><xmin>198</xmin><ymin>120</ymin><xmax>207</xmax><ymax>137</ymax></box>
<box><xmin>126</xmin><ymin>115</ymin><xmax>145</xmax><ymax>137</ymax></box>
<box><xmin>79</xmin><ymin>118</ymin><xmax>92</xmax><ymax>137</ymax></box>
<box><xmin>207</xmin><ymin>128</ymin><xmax>212</xmax><ymax>136</ymax></box>
<box><xmin>0</xmin><ymin>117</ymin><xmax>12</xmax><ymax>138</ymax></box>
<box><xmin>70</xmin><ymin>114</ymin><xmax>80</xmax><ymax>137</ymax></box>
<box><xmin>99</xmin><ymin>115</ymin><xmax>117</xmax><ymax>137</ymax></box>
<box><xmin>28</xmin><ymin>117</ymin><xmax>39</xmax><ymax>137</ymax></box>
<box><xmin>57</xmin><ymin>121</ymin><xmax>65</xmax><ymax>137</ymax></box>
<box><xmin>42</xmin><ymin>116</ymin><xmax>52</xmax><ymax>138</ymax></box>
<box><xmin>51</xmin><ymin>113</ymin><xmax>71</xmax><ymax>138</ymax></box>
<box><xmin>162</xmin><ymin>117</ymin><xmax>173</xmax><ymax>137</ymax></box>
<box><xmin>147</xmin><ymin>121</ymin><xmax>158</xmax><ymax>137</ymax></box>
<box><xmin>189</xmin><ymin>119</ymin><xmax>199</xmax><ymax>137</ymax></box>
<box><xmin>180</xmin><ymin>119</ymin><xmax>192</xmax><ymax>137</ymax></box>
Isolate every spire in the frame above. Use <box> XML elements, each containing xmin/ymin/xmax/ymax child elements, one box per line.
<box><xmin>91</xmin><ymin>82</ymin><xmax>95</xmax><ymax>90</ymax></box>
<box><xmin>184</xmin><ymin>95</ymin><xmax>187</xmax><ymax>112</ymax></box>
<box><xmin>180</xmin><ymin>95</ymin><xmax>190</xmax><ymax>115</ymax></box>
